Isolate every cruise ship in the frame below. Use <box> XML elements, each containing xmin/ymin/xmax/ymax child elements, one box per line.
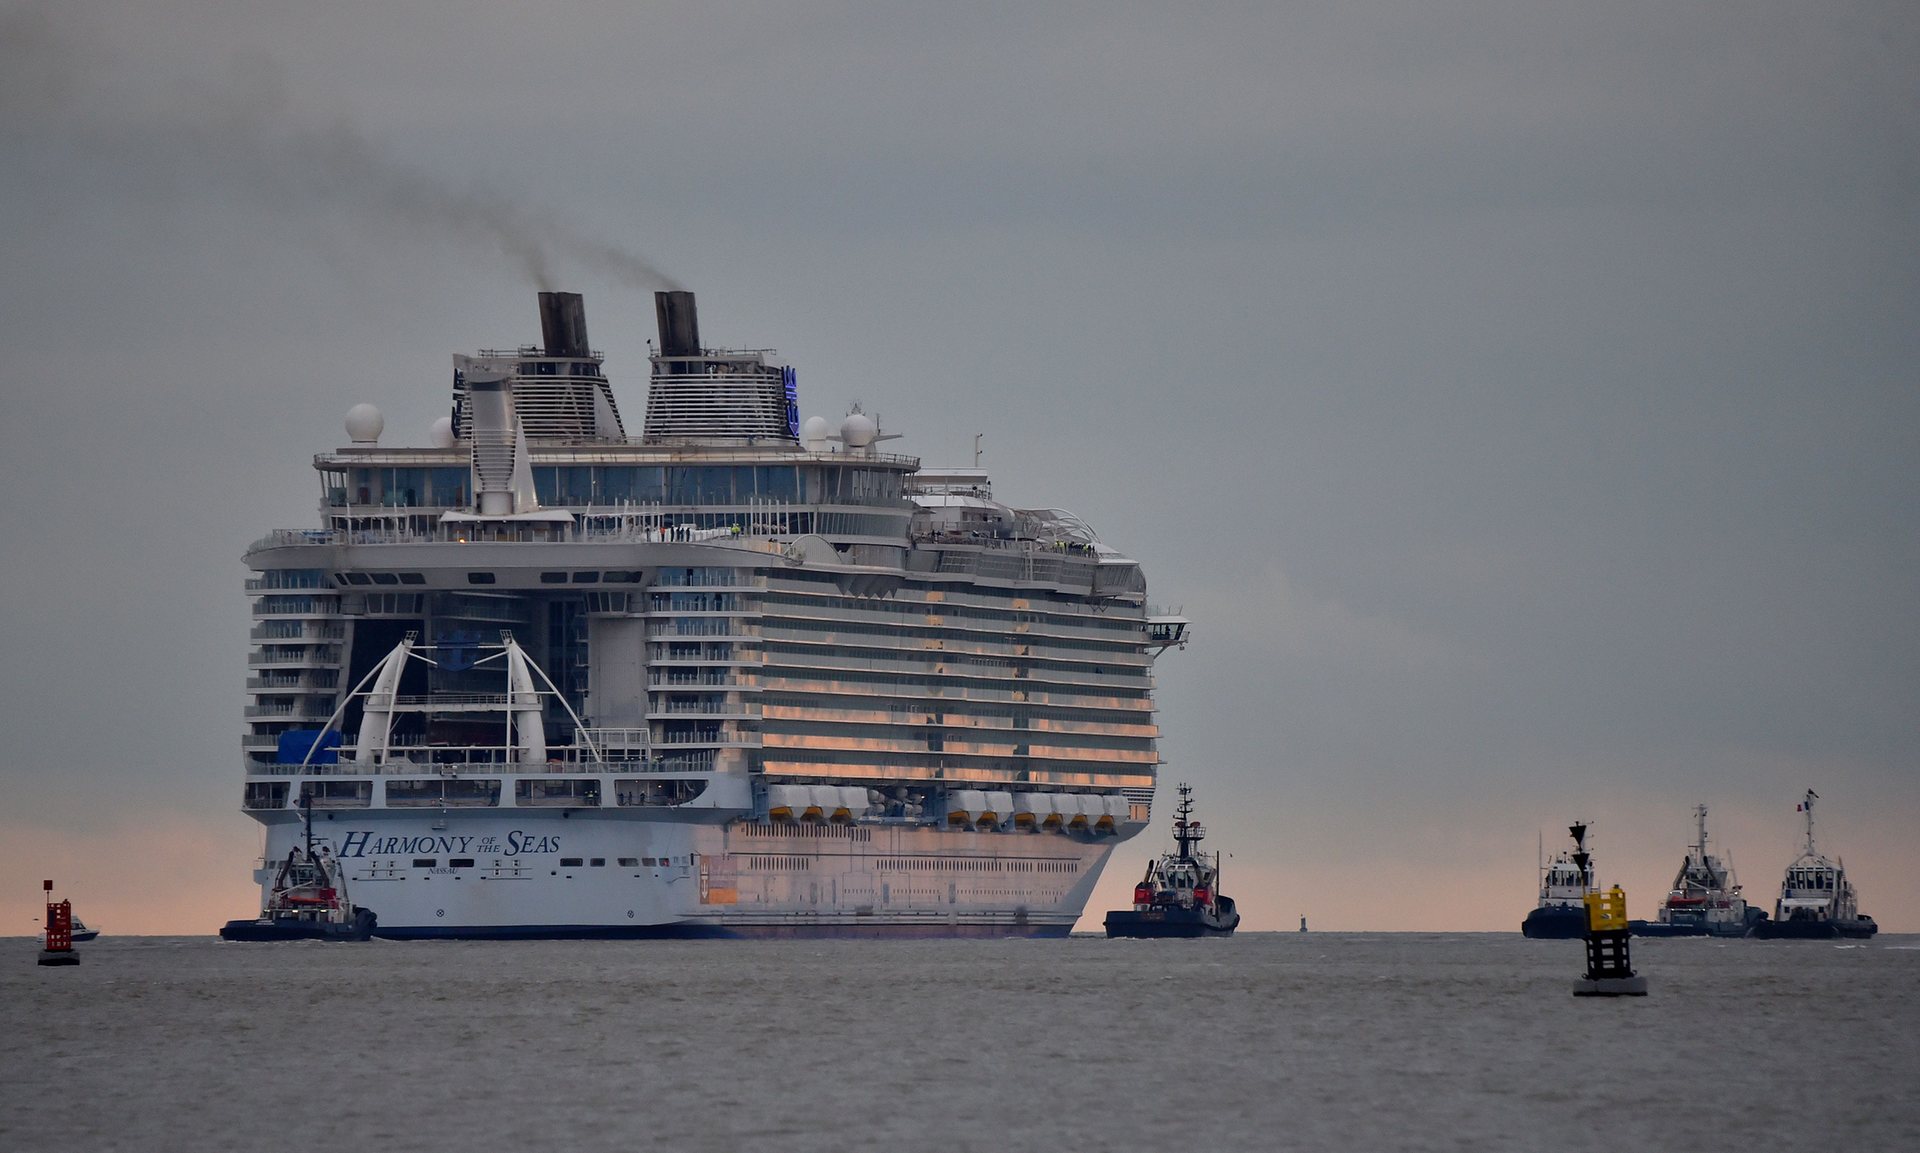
<box><xmin>231</xmin><ymin>290</ymin><xmax>1188</xmax><ymax>938</ymax></box>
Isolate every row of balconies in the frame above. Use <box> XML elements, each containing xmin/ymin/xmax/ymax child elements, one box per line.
<box><xmin>244</xmin><ymin>702</ymin><xmax>339</xmax><ymax>720</ymax></box>
<box><xmin>249</xmin><ymin>622</ymin><xmax>347</xmax><ymax>642</ymax></box>
<box><xmin>246</xmin><ymin>672</ymin><xmax>340</xmax><ymax>692</ymax></box>
<box><xmin>761</xmin><ymin>677</ymin><xmax>1153</xmax><ymax>713</ymax></box>
<box><xmin>758</xmin><ymin>601</ymin><xmax>1144</xmax><ymax>649</ymax></box>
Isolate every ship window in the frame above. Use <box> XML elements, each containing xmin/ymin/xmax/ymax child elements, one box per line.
<box><xmin>467</xmin><ymin>572</ymin><xmax>496</xmax><ymax>584</ymax></box>
<box><xmin>560</xmin><ymin>857</ymin><xmax>584</xmax><ymax>867</ymax></box>
<box><xmin>572</xmin><ymin>572</ymin><xmax>600</xmax><ymax>584</ymax></box>
<box><xmin>590</xmin><ymin>858</ymin><xmax>605</xmax><ymax>867</ymax></box>
<box><xmin>756</xmin><ymin>466</ymin><xmax>798</xmax><ymax>502</ymax></box>
<box><xmin>343</xmin><ymin>572</ymin><xmax>373</xmax><ymax>585</ymax></box>
<box><xmin>450</xmin><ymin>858</ymin><xmax>474</xmax><ymax>868</ymax></box>
<box><xmin>428</xmin><ymin>468</ymin><xmax>469</xmax><ymax>508</ymax></box>
<box><xmin>413</xmin><ymin>858</ymin><xmax>436</xmax><ymax>868</ymax></box>
<box><xmin>643</xmin><ymin>857</ymin><xmax>657</xmax><ymax>866</ymax></box>
<box><xmin>371</xmin><ymin>572</ymin><xmax>399</xmax><ymax>585</ymax></box>
<box><xmin>540</xmin><ymin>572</ymin><xmax>568</xmax><ymax>584</ymax></box>
<box><xmin>603</xmin><ymin>571</ymin><xmax>640</xmax><ymax>583</ymax></box>
<box><xmin>618</xmin><ymin>857</ymin><xmax>639</xmax><ymax>867</ymax></box>
<box><xmin>398</xmin><ymin>573</ymin><xmax>425</xmax><ymax>585</ymax></box>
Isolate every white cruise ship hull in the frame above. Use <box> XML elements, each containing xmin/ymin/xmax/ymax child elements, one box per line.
<box><xmin>263</xmin><ymin>808</ymin><xmax>1128</xmax><ymax>938</ymax></box>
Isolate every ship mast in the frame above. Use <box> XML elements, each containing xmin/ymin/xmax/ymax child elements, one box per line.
<box><xmin>1801</xmin><ymin>789</ymin><xmax>1819</xmax><ymax>856</ymax></box>
<box><xmin>1569</xmin><ymin>822</ymin><xmax>1593</xmax><ymax>890</ymax></box>
<box><xmin>1172</xmin><ymin>782</ymin><xmax>1202</xmax><ymax>861</ymax></box>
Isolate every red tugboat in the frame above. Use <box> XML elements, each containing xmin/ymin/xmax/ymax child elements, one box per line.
<box><xmin>1104</xmin><ymin>784</ymin><xmax>1239</xmax><ymax>938</ymax></box>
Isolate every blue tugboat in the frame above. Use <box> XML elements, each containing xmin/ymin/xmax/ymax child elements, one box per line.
<box><xmin>1749</xmin><ymin>791</ymin><xmax>1877</xmax><ymax>940</ymax></box>
<box><xmin>1522</xmin><ymin>823</ymin><xmax>1597</xmax><ymax>939</ymax></box>
<box><xmin>1104</xmin><ymin>784</ymin><xmax>1239</xmax><ymax>938</ymax></box>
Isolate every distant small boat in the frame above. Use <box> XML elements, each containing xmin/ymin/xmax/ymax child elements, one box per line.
<box><xmin>1522</xmin><ymin>823</ymin><xmax>1596</xmax><ymax>939</ymax></box>
<box><xmin>68</xmin><ymin>918</ymin><xmax>99</xmax><ymax>943</ymax></box>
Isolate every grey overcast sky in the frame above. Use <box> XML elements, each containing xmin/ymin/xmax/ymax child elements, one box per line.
<box><xmin>2</xmin><ymin>2</ymin><xmax>1915</xmax><ymax>932</ymax></box>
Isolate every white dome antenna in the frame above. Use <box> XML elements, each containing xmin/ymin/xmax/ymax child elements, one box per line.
<box><xmin>345</xmin><ymin>404</ymin><xmax>384</xmax><ymax>445</ymax></box>
<box><xmin>429</xmin><ymin>415</ymin><xmax>457</xmax><ymax>448</ymax></box>
<box><xmin>801</xmin><ymin>415</ymin><xmax>831</xmax><ymax>451</ymax></box>
<box><xmin>840</xmin><ymin>411</ymin><xmax>877</xmax><ymax>449</ymax></box>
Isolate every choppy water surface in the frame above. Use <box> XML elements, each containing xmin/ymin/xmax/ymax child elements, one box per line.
<box><xmin>4</xmin><ymin>933</ymin><xmax>1916</xmax><ymax>1152</ymax></box>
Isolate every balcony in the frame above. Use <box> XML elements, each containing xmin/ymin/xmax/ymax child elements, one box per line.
<box><xmin>250</xmin><ymin>622</ymin><xmax>347</xmax><ymax>642</ymax></box>
<box><xmin>248</xmin><ymin>646</ymin><xmax>343</xmax><ymax>668</ymax></box>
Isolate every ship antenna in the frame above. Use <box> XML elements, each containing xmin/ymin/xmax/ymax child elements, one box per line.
<box><xmin>1173</xmin><ymin>782</ymin><xmax>1196</xmax><ymax>860</ymax></box>
<box><xmin>302</xmin><ymin>787</ymin><xmax>315</xmax><ymax>860</ymax></box>
<box><xmin>1802</xmin><ymin>789</ymin><xmax>1819</xmax><ymax>856</ymax></box>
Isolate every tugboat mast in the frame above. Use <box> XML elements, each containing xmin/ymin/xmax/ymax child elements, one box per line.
<box><xmin>1568</xmin><ymin>822</ymin><xmax>1593</xmax><ymax>890</ymax></box>
<box><xmin>302</xmin><ymin>787</ymin><xmax>316</xmax><ymax>861</ymax></box>
<box><xmin>1172</xmin><ymin>783</ymin><xmax>1204</xmax><ymax>861</ymax></box>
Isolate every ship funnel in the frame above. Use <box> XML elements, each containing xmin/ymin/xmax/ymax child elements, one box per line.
<box><xmin>655</xmin><ymin>290</ymin><xmax>702</xmax><ymax>368</ymax></box>
<box><xmin>538</xmin><ymin>291</ymin><xmax>591</xmax><ymax>358</ymax></box>
<box><xmin>459</xmin><ymin>359</ymin><xmax>535</xmax><ymax>516</ymax></box>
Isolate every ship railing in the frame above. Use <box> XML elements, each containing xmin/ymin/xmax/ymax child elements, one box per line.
<box><xmin>243</xmin><ymin>703</ymin><xmax>338</xmax><ymax>720</ymax></box>
<box><xmin>246</xmin><ymin>670</ymin><xmax>339</xmax><ymax>686</ymax></box>
<box><xmin>249</xmin><ymin>746</ymin><xmax>709</xmax><ymax>775</ymax></box>
<box><xmin>249</xmin><ymin>623</ymin><xmax>347</xmax><ymax>642</ymax></box>
<box><xmin>648</xmin><ymin>674</ymin><xmax>754</xmax><ymax>688</ymax></box>
<box><xmin>651</xmin><ymin>621</ymin><xmax>755</xmax><ymax>638</ymax></box>
<box><xmin>574</xmin><ymin>726</ymin><xmax>648</xmax><ymax>749</ymax></box>
<box><xmin>251</xmin><ymin>514</ymin><xmax>821</xmax><ymax>550</ymax></box>
<box><xmin>652</xmin><ymin>730</ymin><xmax>754</xmax><ymax>746</ymax></box>
<box><xmin>385</xmin><ymin>693</ymin><xmax>514</xmax><ymax>709</ymax></box>
<box><xmin>247</xmin><ymin>647</ymin><xmax>343</xmax><ymax>666</ymax></box>
<box><xmin>651</xmin><ymin>701</ymin><xmax>762</xmax><ymax>716</ymax></box>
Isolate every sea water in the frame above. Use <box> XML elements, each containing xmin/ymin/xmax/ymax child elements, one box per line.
<box><xmin>3</xmin><ymin>933</ymin><xmax>1915</xmax><ymax>1152</ymax></box>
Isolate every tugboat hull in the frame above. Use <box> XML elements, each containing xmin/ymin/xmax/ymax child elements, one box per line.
<box><xmin>1627</xmin><ymin>918</ymin><xmax>1707</xmax><ymax>938</ymax></box>
<box><xmin>1631</xmin><ymin>907</ymin><xmax>1767</xmax><ymax>938</ymax></box>
<box><xmin>1748</xmin><ymin>915</ymin><xmax>1876</xmax><ymax>940</ymax></box>
<box><xmin>1105</xmin><ymin>906</ymin><xmax>1239</xmax><ymax>938</ymax></box>
<box><xmin>1521</xmin><ymin>905</ymin><xmax>1588</xmax><ymax>939</ymax></box>
<box><xmin>220</xmin><ymin>908</ymin><xmax>376</xmax><ymax>942</ymax></box>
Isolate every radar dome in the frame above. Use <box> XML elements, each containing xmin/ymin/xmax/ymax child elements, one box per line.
<box><xmin>840</xmin><ymin>411</ymin><xmax>877</xmax><ymax>448</ymax></box>
<box><xmin>429</xmin><ymin>415</ymin><xmax>457</xmax><ymax>448</ymax></box>
<box><xmin>345</xmin><ymin>403</ymin><xmax>385</xmax><ymax>444</ymax></box>
<box><xmin>801</xmin><ymin>415</ymin><xmax>831</xmax><ymax>449</ymax></box>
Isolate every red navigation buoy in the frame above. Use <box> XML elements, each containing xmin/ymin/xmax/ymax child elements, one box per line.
<box><xmin>38</xmin><ymin>879</ymin><xmax>80</xmax><ymax>967</ymax></box>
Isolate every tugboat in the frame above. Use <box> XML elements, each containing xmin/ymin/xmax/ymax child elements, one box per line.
<box><xmin>1522</xmin><ymin>823</ymin><xmax>1597</xmax><ymax>939</ymax></box>
<box><xmin>1630</xmin><ymin>804</ymin><xmax>1766</xmax><ymax>938</ymax></box>
<box><xmin>220</xmin><ymin>795</ymin><xmax>376</xmax><ymax>942</ymax></box>
<box><xmin>1104</xmin><ymin>784</ymin><xmax>1239</xmax><ymax>938</ymax></box>
<box><xmin>1749</xmin><ymin>790</ymin><xmax>1877</xmax><ymax>940</ymax></box>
